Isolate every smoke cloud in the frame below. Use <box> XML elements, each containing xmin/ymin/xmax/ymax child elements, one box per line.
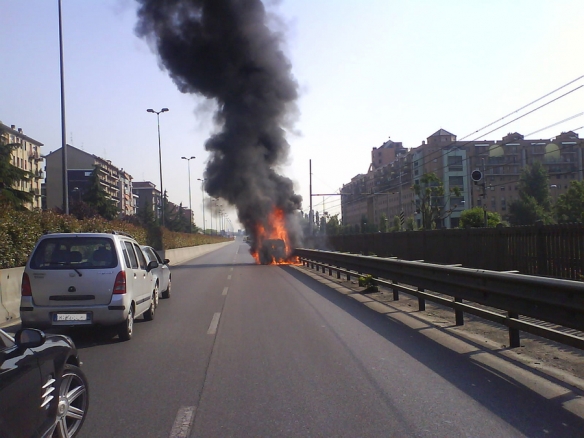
<box><xmin>135</xmin><ymin>0</ymin><xmax>303</xmax><ymax>252</ymax></box>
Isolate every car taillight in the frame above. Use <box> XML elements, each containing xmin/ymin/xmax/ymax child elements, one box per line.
<box><xmin>113</xmin><ymin>271</ymin><xmax>126</xmax><ymax>294</ymax></box>
<box><xmin>21</xmin><ymin>272</ymin><xmax>32</xmax><ymax>296</ymax></box>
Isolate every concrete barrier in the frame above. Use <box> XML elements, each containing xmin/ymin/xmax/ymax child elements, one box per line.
<box><xmin>0</xmin><ymin>267</ymin><xmax>25</xmax><ymax>328</ymax></box>
<box><xmin>162</xmin><ymin>241</ymin><xmax>234</xmax><ymax>265</ymax></box>
<box><xmin>0</xmin><ymin>240</ymin><xmax>236</xmax><ymax>329</ymax></box>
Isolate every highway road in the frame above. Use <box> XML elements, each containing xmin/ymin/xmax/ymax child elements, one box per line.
<box><xmin>64</xmin><ymin>237</ymin><xmax>583</xmax><ymax>437</ymax></box>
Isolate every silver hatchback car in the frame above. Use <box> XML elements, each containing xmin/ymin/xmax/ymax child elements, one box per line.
<box><xmin>141</xmin><ymin>245</ymin><xmax>171</xmax><ymax>301</ymax></box>
<box><xmin>20</xmin><ymin>232</ymin><xmax>159</xmax><ymax>341</ymax></box>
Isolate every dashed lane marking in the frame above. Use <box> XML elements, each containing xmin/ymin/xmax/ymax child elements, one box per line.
<box><xmin>169</xmin><ymin>406</ymin><xmax>195</xmax><ymax>438</ymax></box>
<box><xmin>207</xmin><ymin>312</ymin><xmax>221</xmax><ymax>335</ymax></box>
<box><xmin>222</xmin><ymin>287</ymin><xmax>228</xmax><ymax>296</ymax></box>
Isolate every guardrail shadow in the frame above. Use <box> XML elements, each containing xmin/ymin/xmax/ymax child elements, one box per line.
<box><xmin>282</xmin><ymin>265</ymin><xmax>584</xmax><ymax>437</ymax></box>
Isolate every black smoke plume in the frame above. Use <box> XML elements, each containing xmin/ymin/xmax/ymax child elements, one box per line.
<box><xmin>135</xmin><ymin>0</ymin><xmax>303</xmax><ymax>253</ymax></box>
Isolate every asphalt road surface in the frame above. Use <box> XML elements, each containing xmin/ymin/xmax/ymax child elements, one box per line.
<box><xmin>65</xmin><ymin>237</ymin><xmax>584</xmax><ymax>437</ymax></box>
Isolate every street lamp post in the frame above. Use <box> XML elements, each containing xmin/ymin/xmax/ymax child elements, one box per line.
<box><xmin>147</xmin><ymin>107</ymin><xmax>169</xmax><ymax>226</ymax></box>
<box><xmin>197</xmin><ymin>178</ymin><xmax>206</xmax><ymax>234</ymax></box>
<box><xmin>58</xmin><ymin>0</ymin><xmax>69</xmax><ymax>214</ymax></box>
<box><xmin>181</xmin><ymin>156</ymin><xmax>196</xmax><ymax>232</ymax></box>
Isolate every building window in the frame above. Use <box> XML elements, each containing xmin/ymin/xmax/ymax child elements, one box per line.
<box><xmin>448</xmin><ymin>156</ymin><xmax>463</xmax><ymax>170</ymax></box>
<box><xmin>449</xmin><ymin>176</ymin><xmax>463</xmax><ymax>187</ymax></box>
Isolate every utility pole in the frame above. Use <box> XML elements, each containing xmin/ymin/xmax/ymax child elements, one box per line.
<box><xmin>58</xmin><ymin>0</ymin><xmax>68</xmax><ymax>214</ymax></box>
<box><xmin>309</xmin><ymin>159</ymin><xmax>313</xmax><ymax>235</ymax></box>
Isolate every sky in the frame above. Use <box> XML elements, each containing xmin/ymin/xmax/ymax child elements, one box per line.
<box><xmin>1</xmin><ymin>0</ymin><xmax>583</xmax><ymax>231</ymax></box>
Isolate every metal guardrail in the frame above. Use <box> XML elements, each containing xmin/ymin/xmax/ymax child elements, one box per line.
<box><xmin>294</xmin><ymin>248</ymin><xmax>584</xmax><ymax>350</ymax></box>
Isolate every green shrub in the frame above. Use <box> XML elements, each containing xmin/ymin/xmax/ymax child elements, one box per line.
<box><xmin>0</xmin><ymin>207</ymin><xmax>232</xmax><ymax>268</ymax></box>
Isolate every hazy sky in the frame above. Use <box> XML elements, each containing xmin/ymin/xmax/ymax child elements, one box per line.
<box><xmin>1</xmin><ymin>0</ymin><xmax>583</xmax><ymax>230</ymax></box>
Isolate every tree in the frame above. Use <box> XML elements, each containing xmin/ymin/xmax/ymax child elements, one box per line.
<box><xmin>326</xmin><ymin>214</ymin><xmax>341</xmax><ymax>235</ymax></box>
<box><xmin>508</xmin><ymin>162</ymin><xmax>553</xmax><ymax>225</ymax></box>
<box><xmin>555</xmin><ymin>180</ymin><xmax>584</xmax><ymax>223</ymax></box>
<box><xmin>83</xmin><ymin>166</ymin><xmax>118</xmax><ymax>220</ymax></box>
<box><xmin>460</xmin><ymin>207</ymin><xmax>501</xmax><ymax>228</ymax></box>
<box><xmin>0</xmin><ymin>129</ymin><xmax>34</xmax><ymax>208</ymax></box>
<box><xmin>412</xmin><ymin>173</ymin><xmax>461</xmax><ymax>230</ymax></box>
<box><xmin>391</xmin><ymin>215</ymin><xmax>400</xmax><ymax>232</ymax></box>
<box><xmin>378</xmin><ymin>213</ymin><xmax>388</xmax><ymax>233</ymax></box>
<box><xmin>137</xmin><ymin>198</ymin><xmax>157</xmax><ymax>227</ymax></box>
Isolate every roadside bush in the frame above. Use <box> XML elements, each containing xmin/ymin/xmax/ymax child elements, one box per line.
<box><xmin>0</xmin><ymin>207</ymin><xmax>232</xmax><ymax>268</ymax></box>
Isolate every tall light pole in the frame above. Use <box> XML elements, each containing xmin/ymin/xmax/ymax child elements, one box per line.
<box><xmin>58</xmin><ymin>0</ymin><xmax>69</xmax><ymax>214</ymax></box>
<box><xmin>197</xmin><ymin>178</ymin><xmax>206</xmax><ymax>234</ymax></box>
<box><xmin>181</xmin><ymin>156</ymin><xmax>195</xmax><ymax>232</ymax></box>
<box><xmin>147</xmin><ymin>107</ymin><xmax>169</xmax><ymax>226</ymax></box>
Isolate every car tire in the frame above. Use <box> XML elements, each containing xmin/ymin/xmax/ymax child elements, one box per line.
<box><xmin>162</xmin><ymin>278</ymin><xmax>171</xmax><ymax>299</ymax></box>
<box><xmin>143</xmin><ymin>293</ymin><xmax>155</xmax><ymax>321</ymax></box>
<box><xmin>118</xmin><ymin>306</ymin><xmax>134</xmax><ymax>341</ymax></box>
<box><xmin>51</xmin><ymin>364</ymin><xmax>89</xmax><ymax>438</ymax></box>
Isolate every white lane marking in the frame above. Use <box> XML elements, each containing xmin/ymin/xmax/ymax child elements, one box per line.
<box><xmin>169</xmin><ymin>406</ymin><xmax>196</xmax><ymax>438</ymax></box>
<box><xmin>230</xmin><ymin>267</ymin><xmax>233</xmax><ymax>272</ymax></box>
<box><xmin>222</xmin><ymin>287</ymin><xmax>228</xmax><ymax>296</ymax></box>
<box><xmin>207</xmin><ymin>312</ymin><xmax>221</xmax><ymax>335</ymax></box>
<box><xmin>227</xmin><ymin>274</ymin><xmax>232</xmax><ymax>280</ymax></box>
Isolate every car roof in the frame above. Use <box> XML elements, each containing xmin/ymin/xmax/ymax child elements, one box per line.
<box><xmin>39</xmin><ymin>232</ymin><xmax>136</xmax><ymax>240</ymax></box>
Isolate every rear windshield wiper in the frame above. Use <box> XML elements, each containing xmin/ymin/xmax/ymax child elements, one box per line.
<box><xmin>49</xmin><ymin>262</ymin><xmax>83</xmax><ymax>277</ymax></box>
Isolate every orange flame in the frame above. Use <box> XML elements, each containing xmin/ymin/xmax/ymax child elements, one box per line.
<box><xmin>251</xmin><ymin>208</ymin><xmax>298</xmax><ymax>265</ymax></box>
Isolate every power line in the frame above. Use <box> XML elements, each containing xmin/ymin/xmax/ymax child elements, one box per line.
<box><xmin>459</xmin><ymin>74</ymin><xmax>584</xmax><ymax>141</ymax></box>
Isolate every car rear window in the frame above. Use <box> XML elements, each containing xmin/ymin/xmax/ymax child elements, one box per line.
<box><xmin>30</xmin><ymin>237</ymin><xmax>118</xmax><ymax>270</ymax></box>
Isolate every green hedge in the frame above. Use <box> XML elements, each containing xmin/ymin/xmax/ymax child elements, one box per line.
<box><xmin>0</xmin><ymin>208</ymin><xmax>231</xmax><ymax>269</ymax></box>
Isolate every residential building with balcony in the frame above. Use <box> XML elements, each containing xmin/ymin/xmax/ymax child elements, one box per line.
<box><xmin>0</xmin><ymin>123</ymin><xmax>44</xmax><ymax>209</ymax></box>
<box><xmin>44</xmin><ymin>144</ymin><xmax>123</xmax><ymax>212</ymax></box>
<box><xmin>119</xmin><ymin>169</ymin><xmax>138</xmax><ymax>216</ymax></box>
<box><xmin>133</xmin><ymin>181</ymin><xmax>162</xmax><ymax>222</ymax></box>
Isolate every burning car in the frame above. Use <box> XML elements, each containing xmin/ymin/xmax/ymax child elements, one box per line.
<box><xmin>258</xmin><ymin>239</ymin><xmax>286</xmax><ymax>264</ymax></box>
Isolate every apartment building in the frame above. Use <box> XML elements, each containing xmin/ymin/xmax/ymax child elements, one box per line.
<box><xmin>341</xmin><ymin>129</ymin><xmax>584</xmax><ymax>230</ymax></box>
<box><xmin>0</xmin><ymin>123</ymin><xmax>44</xmax><ymax>209</ymax></box>
<box><xmin>119</xmin><ymin>169</ymin><xmax>138</xmax><ymax>216</ymax></box>
<box><xmin>45</xmin><ymin>144</ymin><xmax>123</xmax><ymax>211</ymax></box>
<box><xmin>133</xmin><ymin>181</ymin><xmax>162</xmax><ymax>221</ymax></box>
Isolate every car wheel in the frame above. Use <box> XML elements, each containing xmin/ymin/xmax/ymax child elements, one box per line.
<box><xmin>118</xmin><ymin>306</ymin><xmax>134</xmax><ymax>341</ymax></box>
<box><xmin>162</xmin><ymin>277</ymin><xmax>171</xmax><ymax>299</ymax></box>
<box><xmin>52</xmin><ymin>364</ymin><xmax>89</xmax><ymax>438</ymax></box>
<box><xmin>144</xmin><ymin>293</ymin><xmax>155</xmax><ymax>321</ymax></box>
<box><xmin>154</xmin><ymin>282</ymin><xmax>160</xmax><ymax>308</ymax></box>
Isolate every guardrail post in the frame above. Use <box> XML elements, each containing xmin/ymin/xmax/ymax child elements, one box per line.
<box><xmin>337</xmin><ymin>267</ymin><xmax>341</xmax><ymax>279</ymax></box>
<box><xmin>454</xmin><ymin>297</ymin><xmax>464</xmax><ymax>326</ymax></box>
<box><xmin>508</xmin><ymin>311</ymin><xmax>521</xmax><ymax>348</ymax></box>
<box><xmin>418</xmin><ymin>288</ymin><xmax>425</xmax><ymax>311</ymax></box>
<box><xmin>346</xmin><ymin>272</ymin><xmax>351</xmax><ymax>281</ymax></box>
<box><xmin>392</xmin><ymin>281</ymin><xmax>399</xmax><ymax>301</ymax></box>
<box><xmin>328</xmin><ymin>266</ymin><xmax>332</xmax><ymax>276</ymax></box>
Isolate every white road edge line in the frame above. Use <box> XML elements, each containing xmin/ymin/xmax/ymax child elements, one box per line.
<box><xmin>169</xmin><ymin>406</ymin><xmax>196</xmax><ymax>438</ymax></box>
<box><xmin>207</xmin><ymin>312</ymin><xmax>221</xmax><ymax>335</ymax></box>
<box><xmin>222</xmin><ymin>287</ymin><xmax>228</xmax><ymax>296</ymax></box>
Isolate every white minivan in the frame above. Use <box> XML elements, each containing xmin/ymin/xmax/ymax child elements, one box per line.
<box><xmin>20</xmin><ymin>232</ymin><xmax>158</xmax><ymax>341</ymax></box>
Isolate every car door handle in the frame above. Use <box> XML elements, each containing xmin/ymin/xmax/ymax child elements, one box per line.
<box><xmin>134</xmin><ymin>273</ymin><xmax>137</xmax><ymax>278</ymax></box>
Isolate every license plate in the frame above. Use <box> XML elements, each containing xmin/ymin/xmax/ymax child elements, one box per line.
<box><xmin>55</xmin><ymin>313</ymin><xmax>88</xmax><ymax>321</ymax></box>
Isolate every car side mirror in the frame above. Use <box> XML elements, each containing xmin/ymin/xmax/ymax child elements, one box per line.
<box><xmin>163</xmin><ymin>259</ymin><xmax>170</xmax><ymax>265</ymax></box>
<box><xmin>147</xmin><ymin>260</ymin><xmax>159</xmax><ymax>272</ymax></box>
<box><xmin>15</xmin><ymin>328</ymin><xmax>46</xmax><ymax>349</ymax></box>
